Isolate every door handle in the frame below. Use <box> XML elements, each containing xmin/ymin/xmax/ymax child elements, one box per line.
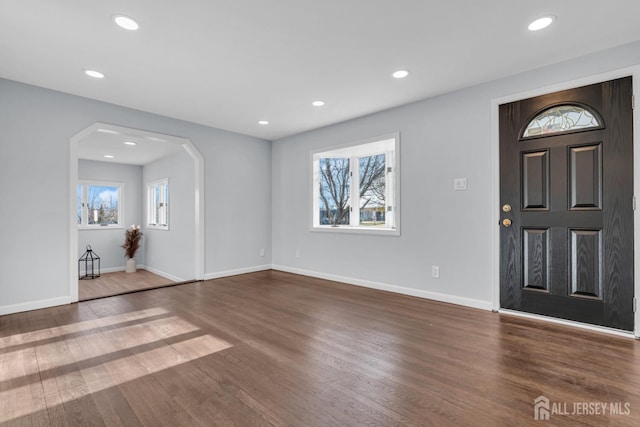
<box><xmin>502</xmin><ymin>218</ymin><xmax>512</xmax><ymax>228</ymax></box>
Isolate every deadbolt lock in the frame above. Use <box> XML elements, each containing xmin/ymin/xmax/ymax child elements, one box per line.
<box><xmin>502</xmin><ymin>218</ymin><xmax>512</xmax><ymax>227</ymax></box>
<box><xmin>502</xmin><ymin>204</ymin><xmax>512</xmax><ymax>213</ymax></box>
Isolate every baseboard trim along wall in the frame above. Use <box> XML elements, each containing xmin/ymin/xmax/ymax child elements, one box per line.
<box><xmin>2</xmin><ymin>264</ymin><xmax>489</xmax><ymax>316</ymax></box>
<box><xmin>79</xmin><ymin>266</ymin><xmax>127</xmax><ymax>275</ymax></box>
<box><xmin>80</xmin><ymin>264</ymin><xmax>180</xmax><ymax>281</ymax></box>
<box><xmin>204</xmin><ymin>264</ymin><xmax>272</xmax><ymax>281</ymax></box>
<box><xmin>271</xmin><ymin>264</ymin><xmax>493</xmax><ymax>311</ymax></box>
<box><xmin>0</xmin><ymin>296</ymin><xmax>73</xmax><ymax>316</ymax></box>
<box><xmin>138</xmin><ymin>265</ymin><xmax>185</xmax><ymax>283</ymax></box>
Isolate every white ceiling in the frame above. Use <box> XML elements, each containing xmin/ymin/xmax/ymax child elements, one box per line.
<box><xmin>77</xmin><ymin>124</ymin><xmax>184</xmax><ymax>165</ymax></box>
<box><xmin>1</xmin><ymin>1</ymin><xmax>640</xmax><ymax>141</ymax></box>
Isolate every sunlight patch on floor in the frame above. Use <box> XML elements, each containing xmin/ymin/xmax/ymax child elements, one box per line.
<box><xmin>0</xmin><ymin>316</ymin><xmax>199</xmax><ymax>383</ymax></box>
<box><xmin>0</xmin><ymin>309</ymin><xmax>232</xmax><ymax>424</ymax></box>
<box><xmin>0</xmin><ymin>307</ymin><xmax>169</xmax><ymax>349</ymax></box>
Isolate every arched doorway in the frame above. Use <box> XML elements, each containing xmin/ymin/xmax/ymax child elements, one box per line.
<box><xmin>69</xmin><ymin>123</ymin><xmax>204</xmax><ymax>301</ymax></box>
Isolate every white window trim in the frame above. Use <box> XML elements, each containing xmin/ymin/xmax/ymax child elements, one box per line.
<box><xmin>78</xmin><ymin>180</ymin><xmax>124</xmax><ymax>229</ymax></box>
<box><xmin>310</xmin><ymin>132</ymin><xmax>400</xmax><ymax>236</ymax></box>
<box><xmin>147</xmin><ymin>178</ymin><xmax>169</xmax><ymax>230</ymax></box>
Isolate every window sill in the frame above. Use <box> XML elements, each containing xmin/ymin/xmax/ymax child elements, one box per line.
<box><xmin>78</xmin><ymin>225</ymin><xmax>124</xmax><ymax>230</ymax></box>
<box><xmin>147</xmin><ymin>225</ymin><xmax>169</xmax><ymax>231</ymax></box>
<box><xmin>311</xmin><ymin>226</ymin><xmax>400</xmax><ymax>236</ymax></box>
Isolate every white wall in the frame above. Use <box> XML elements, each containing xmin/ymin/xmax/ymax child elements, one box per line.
<box><xmin>0</xmin><ymin>79</ymin><xmax>272</xmax><ymax>314</ymax></box>
<box><xmin>143</xmin><ymin>149</ymin><xmax>195</xmax><ymax>281</ymax></box>
<box><xmin>202</xmin><ymin>131</ymin><xmax>273</xmax><ymax>279</ymax></box>
<box><xmin>271</xmin><ymin>41</ymin><xmax>640</xmax><ymax>310</ymax></box>
<box><xmin>3</xmin><ymin>41</ymin><xmax>639</xmax><ymax>316</ymax></box>
<box><xmin>78</xmin><ymin>159</ymin><xmax>144</xmax><ymax>271</ymax></box>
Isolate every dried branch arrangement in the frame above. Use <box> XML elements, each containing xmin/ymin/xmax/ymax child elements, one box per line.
<box><xmin>122</xmin><ymin>225</ymin><xmax>143</xmax><ymax>259</ymax></box>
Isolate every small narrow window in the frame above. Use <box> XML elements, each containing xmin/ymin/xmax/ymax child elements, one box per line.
<box><xmin>77</xmin><ymin>181</ymin><xmax>123</xmax><ymax>227</ymax></box>
<box><xmin>148</xmin><ymin>179</ymin><xmax>169</xmax><ymax>229</ymax></box>
<box><xmin>522</xmin><ymin>104</ymin><xmax>602</xmax><ymax>139</ymax></box>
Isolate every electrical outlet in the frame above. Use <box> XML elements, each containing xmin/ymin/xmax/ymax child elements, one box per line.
<box><xmin>432</xmin><ymin>266</ymin><xmax>440</xmax><ymax>278</ymax></box>
<box><xmin>259</xmin><ymin>248</ymin><xmax>265</xmax><ymax>257</ymax></box>
<box><xmin>295</xmin><ymin>249</ymin><xmax>301</xmax><ymax>258</ymax></box>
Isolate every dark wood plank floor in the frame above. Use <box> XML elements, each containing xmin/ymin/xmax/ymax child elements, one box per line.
<box><xmin>79</xmin><ymin>270</ymin><xmax>174</xmax><ymax>301</ymax></box>
<box><xmin>2</xmin><ymin>270</ymin><xmax>640</xmax><ymax>426</ymax></box>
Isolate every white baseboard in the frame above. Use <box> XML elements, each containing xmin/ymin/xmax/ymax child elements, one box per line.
<box><xmin>204</xmin><ymin>264</ymin><xmax>272</xmax><ymax>280</ymax></box>
<box><xmin>2</xmin><ymin>264</ymin><xmax>490</xmax><ymax>317</ymax></box>
<box><xmin>80</xmin><ymin>265</ymin><xmax>185</xmax><ymax>283</ymax></box>
<box><xmin>138</xmin><ymin>265</ymin><xmax>185</xmax><ymax>283</ymax></box>
<box><xmin>271</xmin><ymin>265</ymin><xmax>493</xmax><ymax>311</ymax></box>
<box><xmin>0</xmin><ymin>296</ymin><xmax>73</xmax><ymax>316</ymax></box>
<box><xmin>79</xmin><ymin>266</ymin><xmax>125</xmax><ymax>275</ymax></box>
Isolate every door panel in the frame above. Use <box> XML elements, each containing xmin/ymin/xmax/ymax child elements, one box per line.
<box><xmin>522</xmin><ymin>151</ymin><xmax>549</xmax><ymax>209</ymax></box>
<box><xmin>569</xmin><ymin>144</ymin><xmax>602</xmax><ymax>209</ymax></box>
<box><xmin>570</xmin><ymin>229</ymin><xmax>602</xmax><ymax>298</ymax></box>
<box><xmin>499</xmin><ymin>77</ymin><xmax>634</xmax><ymax>331</ymax></box>
<box><xmin>523</xmin><ymin>228</ymin><xmax>549</xmax><ymax>291</ymax></box>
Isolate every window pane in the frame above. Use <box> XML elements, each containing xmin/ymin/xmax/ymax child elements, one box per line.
<box><xmin>77</xmin><ymin>184</ymin><xmax>83</xmax><ymax>225</ymax></box>
<box><xmin>359</xmin><ymin>154</ymin><xmax>386</xmax><ymax>227</ymax></box>
<box><xmin>153</xmin><ymin>185</ymin><xmax>161</xmax><ymax>225</ymax></box>
<box><xmin>522</xmin><ymin>105</ymin><xmax>600</xmax><ymax>138</ymax></box>
<box><xmin>155</xmin><ymin>184</ymin><xmax>168</xmax><ymax>226</ymax></box>
<box><xmin>319</xmin><ymin>158</ymin><xmax>350</xmax><ymax>225</ymax></box>
<box><xmin>148</xmin><ymin>181</ymin><xmax>169</xmax><ymax>227</ymax></box>
<box><xmin>160</xmin><ymin>184</ymin><xmax>169</xmax><ymax>225</ymax></box>
<box><xmin>87</xmin><ymin>185</ymin><xmax>119</xmax><ymax>225</ymax></box>
<box><xmin>149</xmin><ymin>185</ymin><xmax>157</xmax><ymax>225</ymax></box>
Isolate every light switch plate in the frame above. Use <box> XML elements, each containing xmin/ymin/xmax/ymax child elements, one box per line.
<box><xmin>454</xmin><ymin>178</ymin><xmax>467</xmax><ymax>191</ymax></box>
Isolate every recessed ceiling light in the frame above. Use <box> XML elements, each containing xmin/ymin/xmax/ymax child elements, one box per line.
<box><xmin>85</xmin><ymin>69</ymin><xmax>105</xmax><ymax>79</ymax></box>
<box><xmin>528</xmin><ymin>16</ymin><xmax>555</xmax><ymax>31</ymax></box>
<box><xmin>392</xmin><ymin>70</ymin><xmax>410</xmax><ymax>79</ymax></box>
<box><xmin>104</xmin><ymin>154</ymin><xmax>115</xmax><ymax>159</ymax></box>
<box><xmin>146</xmin><ymin>136</ymin><xmax>165</xmax><ymax>142</ymax></box>
<box><xmin>258</xmin><ymin>120</ymin><xmax>269</xmax><ymax>125</ymax></box>
<box><xmin>312</xmin><ymin>100</ymin><xmax>325</xmax><ymax>107</ymax></box>
<box><xmin>97</xmin><ymin>128</ymin><xmax>119</xmax><ymax>134</ymax></box>
<box><xmin>114</xmin><ymin>15</ymin><xmax>139</xmax><ymax>31</ymax></box>
<box><xmin>124</xmin><ymin>141</ymin><xmax>137</xmax><ymax>146</ymax></box>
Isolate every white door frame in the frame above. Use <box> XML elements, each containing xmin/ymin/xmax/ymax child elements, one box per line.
<box><xmin>490</xmin><ymin>66</ymin><xmax>640</xmax><ymax>337</ymax></box>
<box><xmin>69</xmin><ymin>122</ymin><xmax>205</xmax><ymax>302</ymax></box>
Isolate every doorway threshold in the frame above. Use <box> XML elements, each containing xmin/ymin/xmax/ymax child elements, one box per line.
<box><xmin>79</xmin><ymin>279</ymin><xmax>201</xmax><ymax>303</ymax></box>
<box><xmin>499</xmin><ymin>308</ymin><xmax>636</xmax><ymax>339</ymax></box>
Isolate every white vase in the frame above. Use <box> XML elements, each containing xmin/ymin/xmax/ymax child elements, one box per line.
<box><xmin>125</xmin><ymin>258</ymin><xmax>137</xmax><ymax>273</ymax></box>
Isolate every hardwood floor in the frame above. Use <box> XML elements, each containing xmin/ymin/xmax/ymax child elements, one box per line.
<box><xmin>2</xmin><ymin>270</ymin><xmax>640</xmax><ymax>426</ymax></box>
<box><xmin>79</xmin><ymin>270</ymin><xmax>175</xmax><ymax>301</ymax></box>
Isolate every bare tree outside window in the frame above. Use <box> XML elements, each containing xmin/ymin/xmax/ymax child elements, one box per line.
<box><xmin>319</xmin><ymin>154</ymin><xmax>386</xmax><ymax>226</ymax></box>
<box><xmin>313</xmin><ymin>135</ymin><xmax>397</xmax><ymax>232</ymax></box>
<box><xmin>359</xmin><ymin>154</ymin><xmax>385</xmax><ymax>226</ymax></box>
<box><xmin>77</xmin><ymin>181</ymin><xmax>122</xmax><ymax>227</ymax></box>
<box><xmin>319</xmin><ymin>158</ymin><xmax>350</xmax><ymax>225</ymax></box>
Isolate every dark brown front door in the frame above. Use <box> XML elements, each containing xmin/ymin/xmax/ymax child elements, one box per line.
<box><xmin>499</xmin><ymin>77</ymin><xmax>634</xmax><ymax>331</ymax></box>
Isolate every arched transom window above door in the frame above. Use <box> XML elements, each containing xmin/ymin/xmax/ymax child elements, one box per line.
<box><xmin>521</xmin><ymin>104</ymin><xmax>603</xmax><ymax>139</ymax></box>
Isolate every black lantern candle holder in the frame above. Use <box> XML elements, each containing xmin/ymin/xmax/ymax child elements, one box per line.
<box><xmin>79</xmin><ymin>244</ymin><xmax>101</xmax><ymax>279</ymax></box>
